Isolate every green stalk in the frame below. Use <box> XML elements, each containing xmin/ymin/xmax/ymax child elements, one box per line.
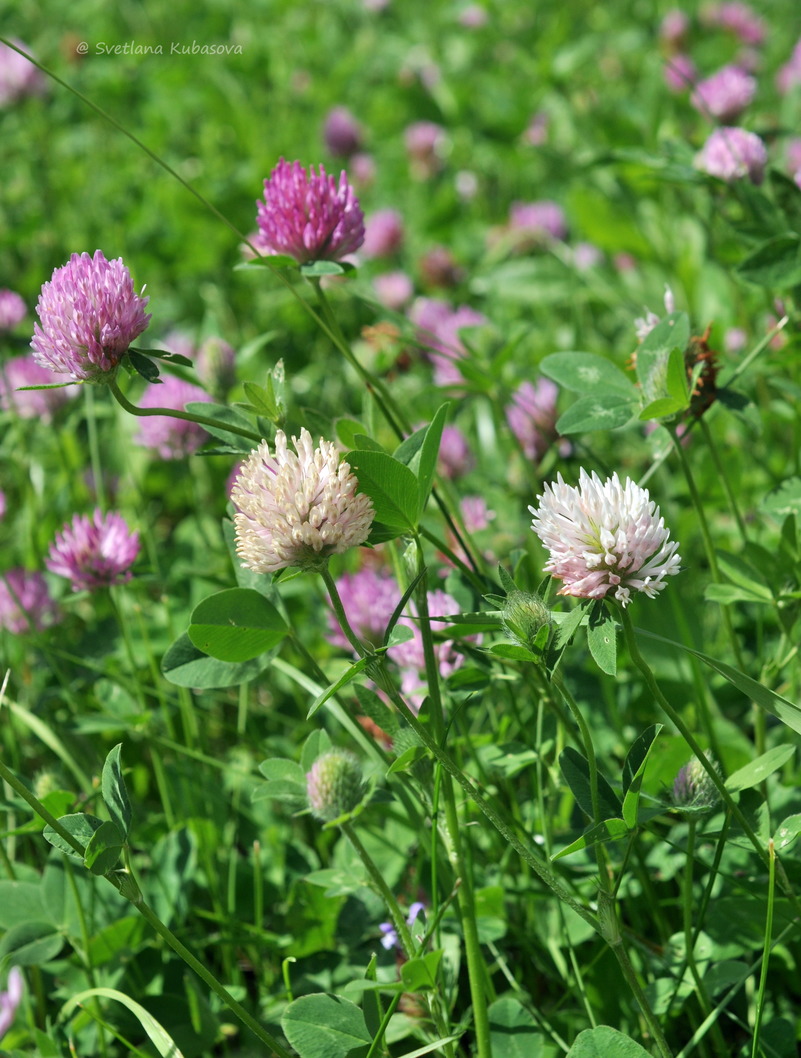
<box><xmin>108</xmin><ymin>378</ymin><xmax>261</xmax><ymax>443</ymax></box>
<box><xmin>667</xmin><ymin>423</ymin><xmax>746</xmax><ymax>671</ymax></box>
<box><xmin>618</xmin><ymin>607</ymin><xmax>770</xmax><ymax>874</ymax></box>
<box><xmin>84</xmin><ymin>386</ymin><xmax>107</xmax><ymax>512</ymax></box>
<box><xmin>340</xmin><ymin>822</ymin><xmax>415</xmax><ymax>957</ymax></box>
<box><xmin>681</xmin><ymin>821</ymin><xmax>725</xmax><ymax>1054</ymax></box>
<box><xmin>697</xmin><ymin>418</ymin><xmax>747</xmax><ymax>545</ymax></box>
<box><xmin>413</xmin><ymin>556</ymin><xmax>493</xmax><ymax>1058</ymax></box>
<box><xmin>751</xmin><ymin>840</ymin><xmax>776</xmax><ymax>1058</ymax></box>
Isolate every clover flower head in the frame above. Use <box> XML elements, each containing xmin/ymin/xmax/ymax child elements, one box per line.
<box><xmin>437</xmin><ymin>424</ymin><xmax>473</xmax><ymax>479</ymax></box>
<box><xmin>46</xmin><ymin>510</ymin><xmax>140</xmax><ymax>592</ymax></box>
<box><xmin>673</xmin><ymin>756</ymin><xmax>721</xmax><ymax>810</ymax></box>
<box><xmin>373</xmin><ymin>270</ymin><xmax>414</xmax><ymax>311</ymax></box>
<box><xmin>777</xmin><ymin>39</ymin><xmax>801</xmax><ymax>95</ymax></box>
<box><xmin>232</xmin><ymin>428</ymin><xmax>374</xmax><ymax>574</ymax></box>
<box><xmin>664</xmin><ymin>53</ymin><xmax>698</xmax><ymax>93</ymax></box>
<box><xmin>660</xmin><ymin>10</ymin><xmax>690</xmax><ymax>49</ymax></box>
<box><xmin>31</xmin><ymin>250</ymin><xmax>151</xmax><ymax>382</ymax></box>
<box><xmin>529</xmin><ymin>469</ymin><xmax>681</xmax><ymax>607</ymax></box>
<box><xmin>133</xmin><ymin>376</ymin><xmax>213</xmax><ymax>459</ymax></box>
<box><xmin>0</xmin><ymin>569</ymin><xmax>60</xmax><ymax>634</ymax></box>
<box><xmin>0</xmin><ymin>289</ymin><xmax>27</xmax><ymax>331</ymax></box>
<box><xmin>306</xmin><ymin>750</ymin><xmax>364</xmax><ymax>822</ymax></box>
<box><xmin>508</xmin><ymin>200</ymin><xmax>568</xmax><ymax>243</ymax></box>
<box><xmin>256</xmin><ymin>158</ymin><xmax>365</xmax><ymax>264</ymax></box>
<box><xmin>695</xmin><ymin>127</ymin><xmax>767</xmax><ymax>184</ymax></box>
<box><xmin>410</xmin><ymin>297</ymin><xmax>486</xmax><ymax>386</ymax></box>
<box><xmin>704</xmin><ymin>2</ymin><xmax>765</xmax><ymax>46</ymax></box>
<box><xmin>691</xmin><ymin>65</ymin><xmax>756</xmax><ymax>122</ymax></box>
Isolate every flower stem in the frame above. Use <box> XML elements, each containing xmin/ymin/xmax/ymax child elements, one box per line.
<box><xmin>108</xmin><ymin>378</ymin><xmax>261</xmax><ymax>443</ymax></box>
<box><xmin>340</xmin><ymin>821</ymin><xmax>415</xmax><ymax>957</ymax></box>
<box><xmin>618</xmin><ymin>606</ymin><xmax>771</xmax><ymax>873</ymax></box>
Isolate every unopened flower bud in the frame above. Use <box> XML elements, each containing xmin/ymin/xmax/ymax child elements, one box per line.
<box><xmin>672</xmin><ymin>756</ymin><xmax>721</xmax><ymax>810</ymax></box>
<box><xmin>502</xmin><ymin>590</ymin><xmax>552</xmax><ymax>649</ymax></box>
<box><xmin>306</xmin><ymin>750</ymin><xmax>364</xmax><ymax>822</ymax></box>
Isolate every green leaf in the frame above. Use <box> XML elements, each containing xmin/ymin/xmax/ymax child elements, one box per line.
<box><xmin>553</xmin><ymin>818</ymin><xmax>630</xmax><ymax>859</ymax></box>
<box><xmin>567</xmin><ymin>1025</ymin><xmax>654</xmax><ymax>1057</ymax></box>
<box><xmin>126</xmin><ymin>350</ymin><xmax>161</xmax><ymax>383</ymax></box>
<box><xmin>346</xmin><ymin>450</ymin><xmax>420</xmax><ymax>530</ymax></box>
<box><xmin>636</xmin><ymin>312</ymin><xmax>690</xmax><ymax>404</ymax></box>
<box><xmin>188</xmin><ymin>588</ymin><xmax>288</xmax><ymax>663</ymax></box>
<box><xmin>736</xmin><ymin>234</ymin><xmax>801</xmax><ymax>289</ymax></box>
<box><xmin>83</xmin><ymin>820</ymin><xmax>124</xmax><ymax>876</ymax></box>
<box><xmin>638</xmin><ymin>396</ymin><xmax>686</xmax><ymax>421</ymax></box>
<box><xmin>556</xmin><ymin>393</ymin><xmax>637</xmax><ymax>434</ymax></box>
<box><xmin>540</xmin><ymin>352</ymin><xmax>635</xmax><ymax>396</ymax></box>
<box><xmin>636</xmin><ymin>627</ymin><xmax>801</xmax><ymax>737</ymax></box>
<box><xmin>0</xmin><ymin>882</ymin><xmax>47</xmax><ymax>928</ymax></box>
<box><xmin>185</xmin><ymin>401</ymin><xmax>257</xmax><ymax>446</ymax></box>
<box><xmin>415</xmin><ymin>403</ymin><xmax>449</xmax><ymax>516</ymax></box>
<box><xmin>61</xmin><ymin>988</ymin><xmax>186</xmax><ymax>1057</ymax></box>
<box><xmin>715</xmin><ymin>551</ymin><xmax>773</xmax><ymax>602</ymax></box>
<box><xmin>299</xmin><ymin>260</ymin><xmax>346</xmax><ymax>276</ymax></box>
<box><xmin>725</xmin><ymin>745</ymin><xmax>795</xmax><ymax>792</ymax></box>
<box><xmin>101</xmin><ymin>743</ymin><xmax>131</xmax><ymax>840</ymax></box>
<box><xmin>281</xmin><ymin>993</ymin><xmax>371</xmax><ymax>1058</ymax></box>
<box><xmin>0</xmin><ymin>921</ymin><xmax>64</xmax><ymax>966</ymax></box>
<box><xmin>307</xmin><ymin>657</ymin><xmax>371</xmax><ymax>718</ymax></box>
<box><xmin>400</xmin><ymin>950</ymin><xmax>443</xmax><ymax>992</ymax></box>
<box><xmin>488</xmin><ymin>641</ymin><xmax>542</xmax><ymax>663</ymax></box>
<box><xmin>587</xmin><ymin>603</ymin><xmax>617</xmax><ymax>675</ymax></box>
<box><xmin>161</xmin><ymin>632</ymin><xmax>276</xmax><ymax>688</ymax></box>
<box><xmin>42</xmin><ymin>813</ymin><xmax>104</xmax><ymax>860</ymax></box>
<box><xmin>622</xmin><ymin>725</ymin><xmax>662</xmax><ymax>828</ymax></box>
<box><xmin>335</xmin><ymin>418</ymin><xmax>368</xmax><ymax>450</ymax></box>
<box><xmin>488</xmin><ymin>998</ymin><xmax>544</xmax><ymax>1058</ymax></box>
<box><xmin>242</xmin><ymin>380</ymin><xmax>277</xmax><ymax>418</ymax></box>
<box><xmin>138</xmin><ymin>347</ymin><xmax>195</xmax><ymax>368</ymax></box>
<box><xmin>666</xmin><ymin>343</ymin><xmax>690</xmax><ymax>405</ymax></box>
<box><xmin>774</xmin><ymin>814</ymin><xmax>801</xmax><ymax>852</ymax></box>
<box><xmin>244</xmin><ymin>252</ymin><xmax>297</xmax><ymax>269</ymax></box>
<box><xmin>258</xmin><ymin>758</ymin><xmax>306</xmax><ymax>784</ymax></box>
<box><xmin>762</xmin><ymin>477</ymin><xmax>801</xmax><ymax>517</ymax></box>
<box><xmin>559</xmin><ymin>747</ymin><xmax>622</xmax><ymax>820</ymax></box>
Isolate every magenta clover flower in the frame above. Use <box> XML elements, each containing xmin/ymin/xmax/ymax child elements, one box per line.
<box><xmin>0</xmin><ymin>289</ymin><xmax>27</xmax><ymax>331</ymax></box>
<box><xmin>232</xmin><ymin>428</ymin><xmax>375</xmax><ymax>573</ymax></box>
<box><xmin>256</xmin><ymin>159</ymin><xmax>365</xmax><ymax>264</ymax></box>
<box><xmin>505</xmin><ymin>378</ymin><xmax>561</xmax><ymax>462</ymax></box>
<box><xmin>690</xmin><ymin>65</ymin><xmax>756</xmax><ymax>123</ymax></box>
<box><xmin>31</xmin><ymin>250</ymin><xmax>151</xmax><ymax>382</ymax></box>
<box><xmin>530</xmin><ymin>469</ymin><xmax>681</xmax><ymax>607</ymax></box>
<box><xmin>695</xmin><ymin>127</ymin><xmax>767</xmax><ymax>184</ymax></box>
<box><xmin>0</xmin><ymin>569</ymin><xmax>60</xmax><ymax>634</ymax></box>
<box><xmin>46</xmin><ymin>510</ymin><xmax>140</xmax><ymax>592</ymax></box>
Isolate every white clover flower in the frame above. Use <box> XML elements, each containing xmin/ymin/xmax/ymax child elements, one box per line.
<box><xmin>529</xmin><ymin>469</ymin><xmax>681</xmax><ymax>607</ymax></box>
<box><xmin>231</xmin><ymin>428</ymin><xmax>374</xmax><ymax>573</ymax></box>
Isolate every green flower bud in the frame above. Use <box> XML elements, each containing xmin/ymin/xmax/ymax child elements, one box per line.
<box><xmin>672</xmin><ymin>756</ymin><xmax>721</xmax><ymax>811</ymax></box>
<box><xmin>502</xmin><ymin>590</ymin><xmax>552</xmax><ymax>650</ymax></box>
<box><xmin>306</xmin><ymin>750</ymin><xmax>364</xmax><ymax>822</ymax></box>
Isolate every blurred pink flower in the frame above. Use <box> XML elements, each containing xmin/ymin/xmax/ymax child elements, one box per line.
<box><xmin>530</xmin><ymin>469</ymin><xmax>681</xmax><ymax>607</ymax></box>
<box><xmin>390</xmin><ymin>588</ymin><xmax>477</xmax><ymax>706</ymax></box>
<box><xmin>134</xmin><ymin>375</ymin><xmax>213</xmax><ymax>459</ymax></box>
<box><xmin>664</xmin><ymin>54</ymin><xmax>698</xmax><ymax>93</ymax></box>
<box><xmin>410</xmin><ymin>297</ymin><xmax>486</xmax><ymax>386</ymax></box>
<box><xmin>571</xmin><ymin>242</ymin><xmax>604</xmax><ymax>271</ymax></box>
<box><xmin>0</xmin><ymin>967</ymin><xmax>24</xmax><ymax>1040</ymax></box>
<box><xmin>232</xmin><ymin>428</ymin><xmax>374</xmax><ymax>573</ymax></box>
<box><xmin>695</xmin><ymin>126</ymin><xmax>767</xmax><ymax>183</ymax></box>
<box><xmin>508</xmin><ymin>200</ymin><xmax>568</xmax><ymax>243</ymax></box>
<box><xmin>46</xmin><ymin>510</ymin><xmax>140</xmax><ymax>592</ymax></box>
<box><xmin>777</xmin><ymin>39</ymin><xmax>801</xmax><ymax>95</ymax></box>
<box><xmin>350</xmin><ymin>152</ymin><xmax>377</xmax><ymax>188</ymax></box>
<box><xmin>522</xmin><ymin>110</ymin><xmax>549</xmax><ymax>146</ymax></box>
<box><xmin>0</xmin><ymin>39</ymin><xmax>46</xmax><ymax>105</ymax></box>
<box><xmin>0</xmin><ymin>289</ymin><xmax>26</xmax><ymax>331</ymax></box>
<box><xmin>326</xmin><ymin>567</ymin><xmax>400</xmax><ymax>649</ymax></box>
<box><xmin>323</xmin><ymin>106</ymin><xmax>363</xmax><ymax>157</ymax></box>
<box><xmin>690</xmin><ymin>65</ymin><xmax>756</xmax><ymax>122</ymax></box>
<box><xmin>256</xmin><ymin>159</ymin><xmax>365</xmax><ymax>263</ymax></box>
<box><xmin>724</xmin><ymin>327</ymin><xmax>748</xmax><ymax>353</ymax></box>
<box><xmin>461</xmin><ymin>495</ymin><xmax>495</xmax><ymax>532</ymax></box>
<box><xmin>437</xmin><ymin>424</ymin><xmax>473</xmax><ymax>479</ymax></box>
<box><xmin>505</xmin><ymin>378</ymin><xmax>560</xmax><ymax>462</ymax></box>
<box><xmin>660</xmin><ymin>10</ymin><xmax>690</xmax><ymax>49</ymax></box>
<box><xmin>704</xmin><ymin>2</ymin><xmax>765</xmax><ymax>46</ymax></box>
<box><xmin>0</xmin><ymin>569</ymin><xmax>60</xmax><ymax>633</ymax></box>
<box><xmin>362</xmin><ymin>210</ymin><xmax>405</xmax><ymax>258</ymax></box>
<box><xmin>31</xmin><ymin>251</ymin><xmax>151</xmax><ymax>382</ymax></box>
<box><xmin>373</xmin><ymin>271</ymin><xmax>414</xmax><ymax>311</ymax></box>
<box><xmin>405</xmin><ymin>121</ymin><xmax>446</xmax><ymax>178</ymax></box>
<box><xmin>0</xmin><ymin>357</ymin><xmax>74</xmax><ymax>421</ymax></box>
<box><xmin>458</xmin><ymin>5</ymin><xmax>488</xmax><ymax>28</ymax></box>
